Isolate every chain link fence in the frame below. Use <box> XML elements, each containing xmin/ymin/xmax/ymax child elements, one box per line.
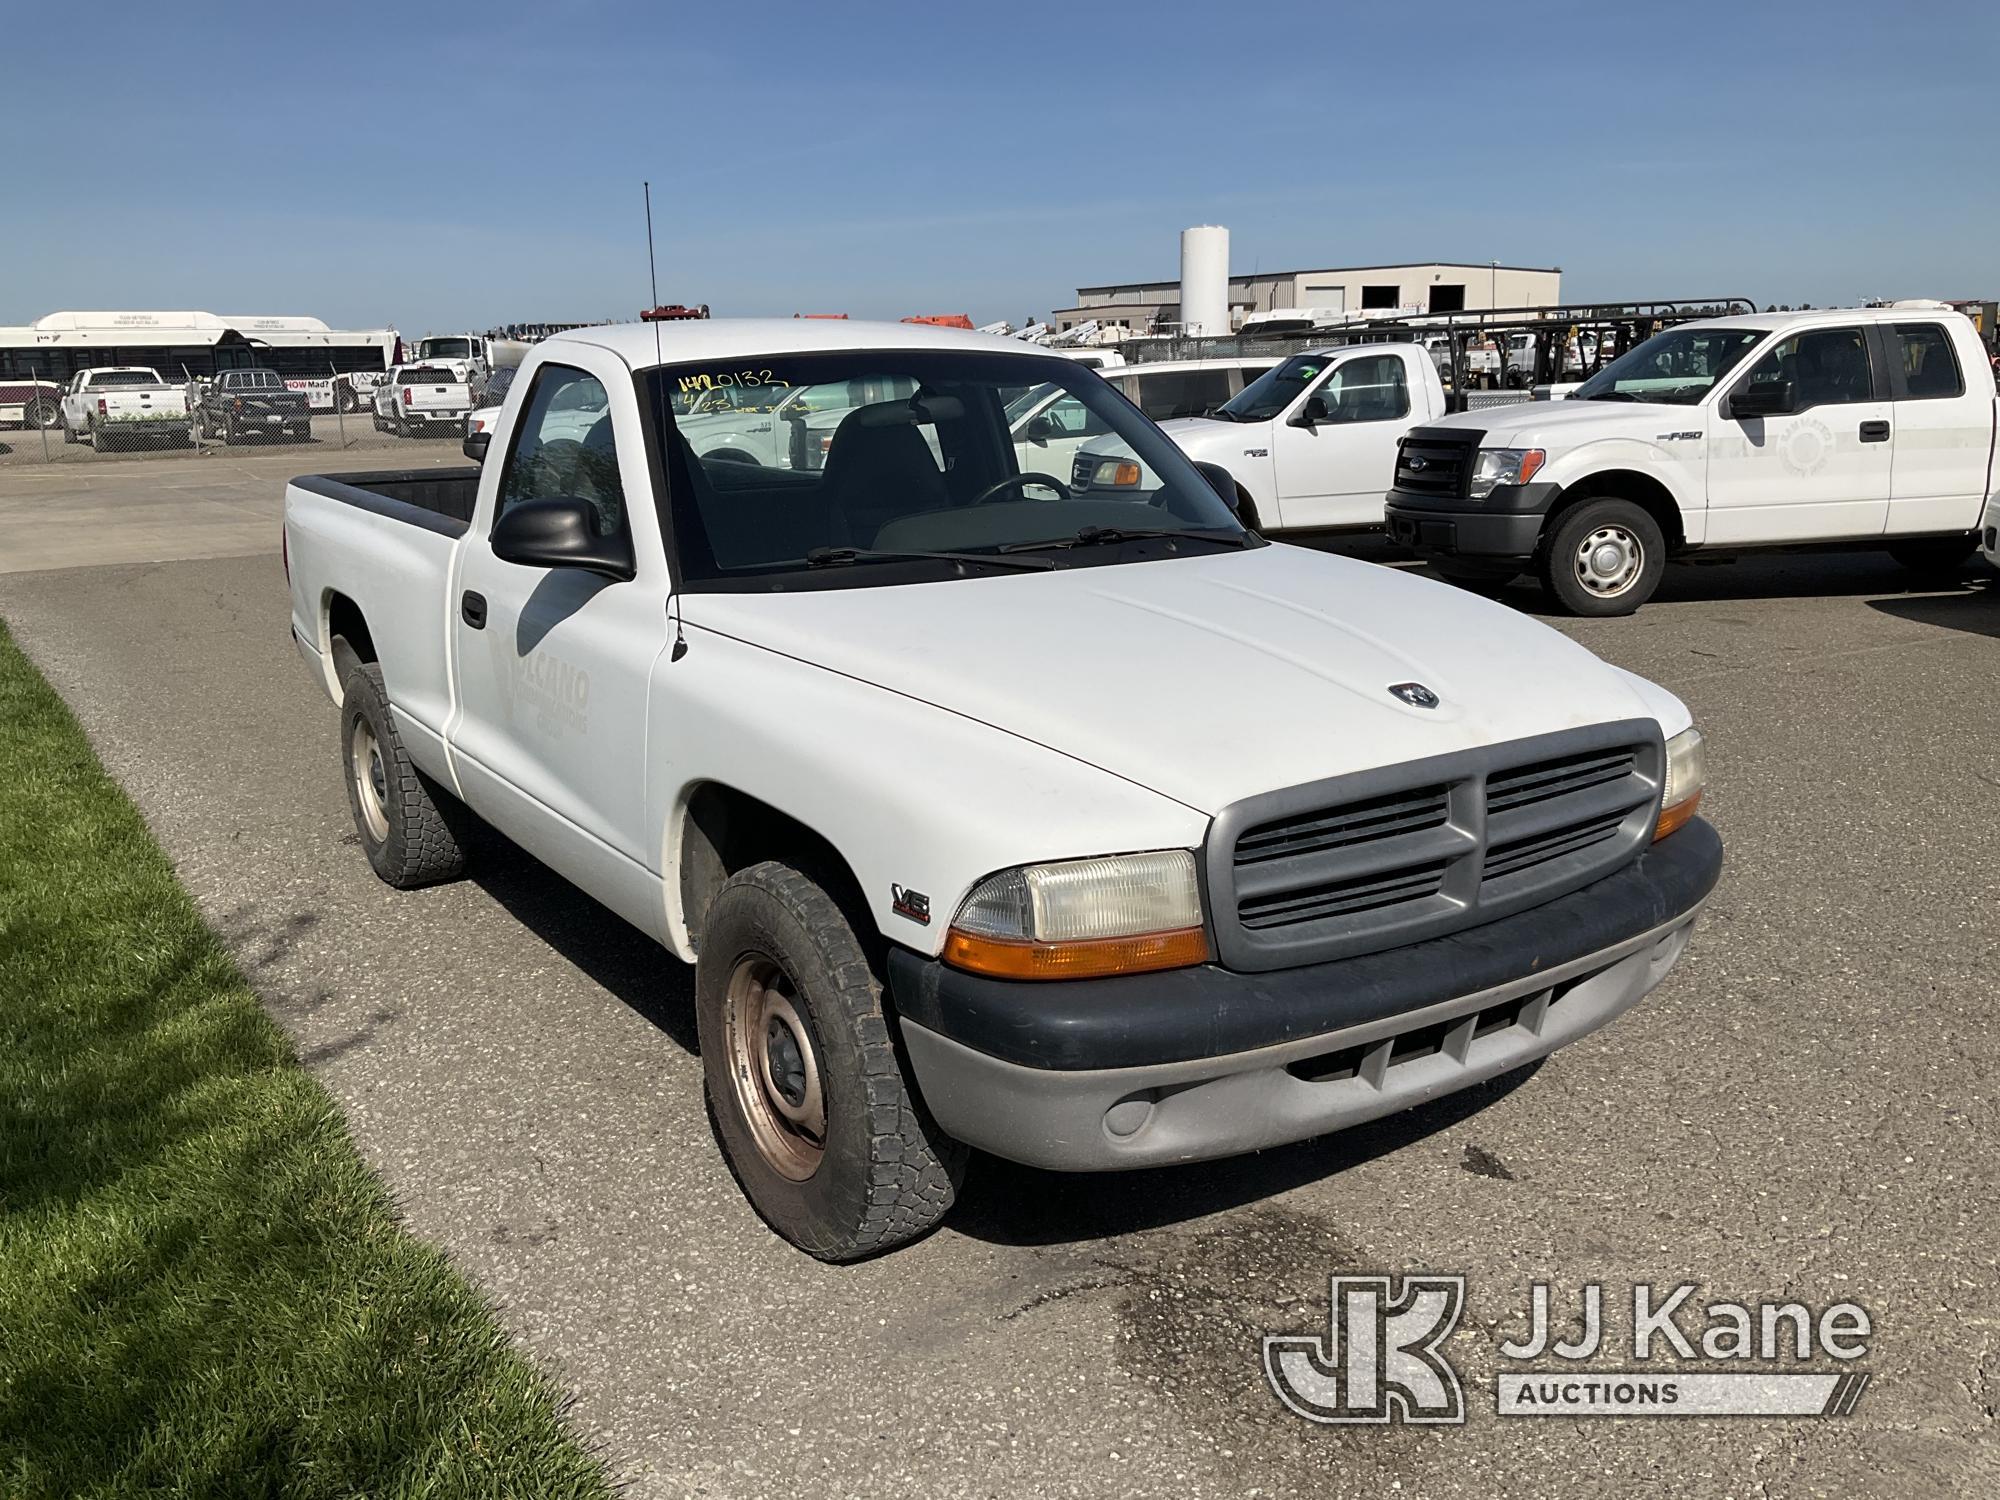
<box><xmin>0</xmin><ymin>363</ymin><xmax>498</xmax><ymax>469</ymax></box>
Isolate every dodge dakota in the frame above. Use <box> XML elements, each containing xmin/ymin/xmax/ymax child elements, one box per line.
<box><xmin>284</xmin><ymin>319</ymin><xmax>1722</xmax><ymax>1260</ymax></box>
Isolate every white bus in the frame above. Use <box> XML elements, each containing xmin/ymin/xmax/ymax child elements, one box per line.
<box><xmin>0</xmin><ymin>311</ymin><xmax>401</xmax><ymax>414</ymax></box>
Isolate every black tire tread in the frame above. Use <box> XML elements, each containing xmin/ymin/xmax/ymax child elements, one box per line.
<box><xmin>341</xmin><ymin>663</ymin><xmax>466</xmax><ymax>887</ymax></box>
<box><xmin>701</xmin><ymin>862</ymin><xmax>963</xmax><ymax>1261</ymax></box>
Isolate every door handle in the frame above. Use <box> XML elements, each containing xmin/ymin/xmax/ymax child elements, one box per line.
<box><xmin>1859</xmin><ymin>419</ymin><xmax>1891</xmax><ymax>442</ymax></box>
<box><xmin>461</xmin><ymin>590</ymin><xmax>487</xmax><ymax>629</ymax></box>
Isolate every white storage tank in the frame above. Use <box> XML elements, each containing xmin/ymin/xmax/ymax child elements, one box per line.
<box><xmin>1179</xmin><ymin>226</ymin><xmax>1229</xmax><ymax>337</ymax></box>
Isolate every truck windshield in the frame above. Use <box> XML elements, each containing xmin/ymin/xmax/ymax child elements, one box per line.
<box><xmin>1572</xmin><ymin>327</ymin><xmax>1764</xmax><ymax>405</ymax></box>
<box><xmin>648</xmin><ymin>349</ymin><xmax>1251</xmax><ymax>587</ymax></box>
<box><xmin>420</xmin><ymin>339</ymin><xmax>475</xmax><ymax>360</ymax></box>
<box><xmin>1213</xmin><ymin>354</ymin><xmax>1331</xmax><ymax>421</ymax></box>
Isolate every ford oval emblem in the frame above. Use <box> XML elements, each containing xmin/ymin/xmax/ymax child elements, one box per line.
<box><xmin>1407</xmin><ymin>455</ymin><xmax>1429</xmax><ymax>471</ymax></box>
<box><xmin>1389</xmin><ymin>682</ymin><xmax>1440</xmax><ymax>709</ymax></box>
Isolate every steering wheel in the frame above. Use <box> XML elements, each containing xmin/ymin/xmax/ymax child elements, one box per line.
<box><xmin>971</xmin><ymin>471</ymin><xmax>1071</xmax><ymax>505</ymax></box>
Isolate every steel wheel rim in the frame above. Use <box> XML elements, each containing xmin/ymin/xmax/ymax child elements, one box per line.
<box><xmin>351</xmin><ymin>720</ymin><xmax>390</xmax><ymax>843</ymax></box>
<box><xmin>1574</xmin><ymin>524</ymin><xmax>1642</xmax><ymax>597</ymax></box>
<box><xmin>724</xmin><ymin>955</ymin><xmax>826</xmax><ymax>1181</ymax></box>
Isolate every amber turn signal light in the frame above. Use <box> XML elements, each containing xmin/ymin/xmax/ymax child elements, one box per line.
<box><xmin>942</xmin><ymin>926</ymin><xmax>1212</xmax><ymax>981</ymax></box>
<box><xmin>1654</xmin><ymin>789</ymin><xmax>1701</xmax><ymax>842</ymax></box>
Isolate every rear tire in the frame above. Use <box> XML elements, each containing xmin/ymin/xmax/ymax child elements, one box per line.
<box><xmin>1538</xmin><ymin>498</ymin><xmax>1665</xmax><ymax>616</ymax></box>
<box><xmin>697</xmin><ymin>862</ymin><xmax>964</xmax><ymax>1261</ymax></box>
<box><xmin>339</xmin><ymin>662</ymin><xmax>467</xmax><ymax>888</ymax></box>
<box><xmin>24</xmin><ymin>396</ymin><xmax>59</xmax><ymax>429</ymax></box>
<box><xmin>61</xmin><ymin>416</ymin><xmax>77</xmax><ymax>444</ymax></box>
<box><xmin>88</xmin><ymin>421</ymin><xmax>106</xmax><ymax>453</ymax></box>
<box><xmin>1887</xmin><ymin>536</ymin><xmax>1976</xmax><ymax>577</ymax></box>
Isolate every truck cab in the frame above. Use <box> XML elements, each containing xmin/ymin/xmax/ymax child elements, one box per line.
<box><xmin>1085</xmin><ymin>343</ymin><xmax>1447</xmax><ymax>532</ymax></box>
<box><xmin>1386</xmin><ymin>306</ymin><xmax>2000</xmax><ymax>613</ymax></box>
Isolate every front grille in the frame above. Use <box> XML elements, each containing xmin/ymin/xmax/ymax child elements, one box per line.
<box><xmin>1207</xmin><ymin>721</ymin><xmax>1663</xmax><ymax>972</ymax></box>
<box><xmin>1395</xmin><ymin>425</ymin><xmax>1484</xmax><ymax>498</ymax></box>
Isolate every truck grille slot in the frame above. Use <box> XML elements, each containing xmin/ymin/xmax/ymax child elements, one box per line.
<box><xmin>1234</xmin><ymin>785</ymin><xmax>1449</xmax><ymax>863</ymax></box>
<box><xmin>1238</xmin><ymin>860</ymin><xmax>1448</xmax><ymax>931</ymax></box>
<box><xmin>1483</xmin><ymin>812</ymin><xmax>1628</xmax><ymax>882</ymax></box>
<box><xmin>1487</xmin><ymin>748</ymin><xmax>1637</xmax><ymax>812</ymax></box>
<box><xmin>1208</xmin><ymin>722</ymin><xmax>1664</xmax><ymax>971</ymax></box>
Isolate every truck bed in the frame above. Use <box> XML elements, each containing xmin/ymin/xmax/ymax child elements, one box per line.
<box><xmin>291</xmin><ymin>468</ymin><xmax>481</xmax><ymax>536</ymax></box>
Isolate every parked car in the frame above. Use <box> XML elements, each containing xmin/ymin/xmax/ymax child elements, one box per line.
<box><xmin>195</xmin><ymin>368</ymin><xmax>313</xmax><ymax>444</ymax></box>
<box><xmin>1074</xmin><ymin>343</ymin><xmax>1449</xmax><ymax>533</ymax></box>
<box><xmin>463</xmin><ymin>365</ymin><xmax>519</xmax><ymax>439</ymax></box>
<box><xmin>372</xmin><ymin>365</ymin><xmax>474</xmax><ymax>436</ymax></box>
<box><xmin>1385</xmin><ymin>305</ymin><xmax>2000</xmax><ymax>613</ymax></box>
<box><xmin>285</xmin><ymin>318</ymin><xmax>1721</xmax><ymax>1261</ymax></box>
<box><xmin>58</xmin><ymin>367</ymin><xmax>192</xmax><ymax>451</ymax></box>
<box><xmin>0</xmin><ymin>375</ymin><xmax>63</xmax><ymax>430</ymax></box>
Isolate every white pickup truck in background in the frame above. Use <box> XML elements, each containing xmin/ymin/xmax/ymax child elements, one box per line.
<box><xmin>372</xmin><ymin>365</ymin><xmax>474</xmax><ymax>436</ymax></box>
<box><xmin>1386</xmin><ymin>304</ymin><xmax>2000</xmax><ymax>613</ymax></box>
<box><xmin>59</xmin><ymin>367</ymin><xmax>193</xmax><ymax>450</ymax></box>
<box><xmin>285</xmin><ymin>317</ymin><xmax>1721</xmax><ymax>1261</ymax></box>
<box><xmin>1074</xmin><ymin>343</ymin><xmax>1448</xmax><ymax>533</ymax></box>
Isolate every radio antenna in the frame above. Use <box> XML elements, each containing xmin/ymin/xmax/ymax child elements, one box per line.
<box><xmin>643</xmin><ymin>181</ymin><xmax>663</xmax><ymax>368</ymax></box>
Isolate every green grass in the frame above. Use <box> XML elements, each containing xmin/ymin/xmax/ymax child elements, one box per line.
<box><xmin>0</xmin><ymin>619</ymin><xmax>612</xmax><ymax>1499</ymax></box>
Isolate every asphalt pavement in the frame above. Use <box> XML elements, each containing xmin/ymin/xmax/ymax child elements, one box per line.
<box><xmin>1</xmin><ymin>465</ymin><xmax>1995</xmax><ymax>1498</ymax></box>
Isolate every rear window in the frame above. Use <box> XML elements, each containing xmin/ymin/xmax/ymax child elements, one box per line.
<box><xmin>1129</xmin><ymin>368</ymin><xmax>1234</xmax><ymax>420</ymax></box>
<box><xmin>1892</xmin><ymin>323</ymin><xmax>1964</xmax><ymax>400</ymax></box>
<box><xmin>399</xmin><ymin>367</ymin><xmax>454</xmax><ymax>384</ymax></box>
<box><xmin>91</xmin><ymin>370</ymin><xmax>165</xmax><ymax>387</ymax></box>
<box><xmin>231</xmin><ymin>371</ymin><xmax>285</xmax><ymax>389</ymax></box>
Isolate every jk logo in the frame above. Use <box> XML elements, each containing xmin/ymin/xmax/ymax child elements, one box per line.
<box><xmin>1264</xmin><ymin>1275</ymin><xmax>1467</xmax><ymax>1425</ymax></box>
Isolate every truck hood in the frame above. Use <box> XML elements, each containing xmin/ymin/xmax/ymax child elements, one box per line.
<box><xmin>682</xmin><ymin>544</ymin><xmax>1681</xmax><ymax>814</ymax></box>
<box><xmin>1430</xmin><ymin>396</ymin><xmax>1701</xmax><ymax>447</ymax></box>
<box><xmin>1155</xmin><ymin>415</ymin><xmax>1269</xmax><ymax>455</ymax></box>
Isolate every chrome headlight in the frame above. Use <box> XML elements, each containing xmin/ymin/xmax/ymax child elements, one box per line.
<box><xmin>945</xmin><ymin>849</ymin><xmax>1209</xmax><ymax>980</ymax></box>
<box><xmin>1468</xmin><ymin>447</ymin><xmax>1546</xmax><ymax>498</ymax></box>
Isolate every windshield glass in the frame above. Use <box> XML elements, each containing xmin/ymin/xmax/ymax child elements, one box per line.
<box><xmin>649</xmin><ymin>350</ymin><xmax>1249</xmax><ymax>587</ymax></box>
<box><xmin>419</xmin><ymin>338</ymin><xmax>474</xmax><ymax>360</ymax></box>
<box><xmin>1572</xmin><ymin>327</ymin><xmax>1765</xmax><ymax>405</ymax></box>
<box><xmin>481</xmin><ymin>366</ymin><xmax>516</xmax><ymax>405</ymax></box>
<box><xmin>1216</xmin><ymin>353</ymin><xmax>1331</xmax><ymax>421</ymax></box>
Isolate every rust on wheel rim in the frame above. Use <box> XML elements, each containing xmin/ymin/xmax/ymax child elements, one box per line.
<box><xmin>724</xmin><ymin>955</ymin><xmax>826</xmax><ymax>1181</ymax></box>
<box><xmin>351</xmin><ymin>719</ymin><xmax>390</xmax><ymax>843</ymax></box>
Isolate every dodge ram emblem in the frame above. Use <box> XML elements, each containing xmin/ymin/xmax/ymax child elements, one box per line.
<box><xmin>1389</xmin><ymin>682</ymin><xmax>1440</xmax><ymax>709</ymax></box>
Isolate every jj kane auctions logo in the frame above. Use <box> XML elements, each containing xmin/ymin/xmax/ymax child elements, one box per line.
<box><xmin>1265</xmin><ymin>1276</ymin><xmax>1873</xmax><ymax>1423</ymax></box>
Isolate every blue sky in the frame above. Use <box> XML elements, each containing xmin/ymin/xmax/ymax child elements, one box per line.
<box><xmin>5</xmin><ymin>0</ymin><xmax>1995</xmax><ymax>334</ymax></box>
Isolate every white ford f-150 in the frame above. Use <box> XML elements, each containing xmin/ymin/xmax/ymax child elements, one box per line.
<box><xmin>1072</xmin><ymin>342</ymin><xmax>1449</xmax><ymax>534</ymax></box>
<box><xmin>59</xmin><ymin>366</ymin><xmax>193</xmax><ymax>450</ymax></box>
<box><xmin>284</xmin><ymin>319</ymin><xmax>1723</xmax><ymax>1260</ymax></box>
<box><xmin>1385</xmin><ymin>305</ymin><xmax>2000</xmax><ymax>613</ymax></box>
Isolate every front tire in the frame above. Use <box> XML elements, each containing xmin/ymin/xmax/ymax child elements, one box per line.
<box><xmin>339</xmin><ymin>662</ymin><xmax>467</xmax><ymax>887</ymax></box>
<box><xmin>1887</xmin><ymin>536</ymin><xmax>1976</xmax><ymax>577</ymax></box>
<box><xmin>697</xmin><ymin>862</ymin><xmax>964</xmax><ymax>1261</ymax></box>
<box><xmin>1538</xmin><ymin>498</ymin><xmax>1665</xmax><ymax>616</ymax></box>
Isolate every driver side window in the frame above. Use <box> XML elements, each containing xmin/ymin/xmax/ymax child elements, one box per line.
<box><xmin>1314</xmin><ymin>354</ymin><xmax>1410</xmax><ymax>423</ymax></box>
<box><xmin>1739</xmin><ymin>327</ymin><xmax>1875</xmax><ymax>410</ymax></box>
<box><xmin>497</xmin><ymin>365</ymin><xmax>624</xmax><ymax>535</ymax></box>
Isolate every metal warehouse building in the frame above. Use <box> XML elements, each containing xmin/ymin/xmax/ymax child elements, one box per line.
<box><xmin>1052</xmin><ymin>261</ymin><xmax>1562</xmax><ymax>334</ymax></box>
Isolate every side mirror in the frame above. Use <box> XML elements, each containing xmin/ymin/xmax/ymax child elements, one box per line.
<box><xmin>490</xmin><ymin>497</ymin><xmax>635</xmax><ymax>581</ymax></box>
<box><xmin>463</xmin><ymin>430</ymin><xmax>490</xmax><ymax>462</ymax></box>
<box><xmin>1193</xmin><ymin>461</ymin><xmax>1239</xmax><ymax>510</ymax></box>
<box><xmin>1023</xmin><ymin>413</ymin><xmax>1057</xmax><ymax>442</ymax></box>
<box><xmin>1729</xmin><ymin>379</ymin><xmax>1794</xmax><ymax>419</ymax></box>
<box><xmin>1289</xmin><ymin>395</ymin><xmax>1329</xmax><ymax>430</ymax></box>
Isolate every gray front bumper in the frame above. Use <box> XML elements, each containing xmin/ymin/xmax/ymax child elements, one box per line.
<box><xmin>899</xmin><ymin>907</ymin><xmax>1700</xmax><ymax>1171</ymax></box>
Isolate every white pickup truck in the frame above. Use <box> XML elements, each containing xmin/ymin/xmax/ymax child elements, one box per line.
<box><xmin>1074</xmin><ymin>343</ymin><xmax>1448</xmax><ymax>533</ymax></box>
<box><xmin>1385</xmin><ymin>305</ymin><xmax>2000</xmax><ymax>613</ymax></box>
<box><xmin>284</xmin><ymin>318</ymin><xmax>1722</xmax><ymax>1260</ymax></box>
<box><xmin>372</xmin><ymin>365</ymin><xmax>475</xmax><ymax>436</ymax></box>
<box><xmin>59</xmin><ymin>367</ymin><xmax>193</xmax><ymax>450</ymax></box>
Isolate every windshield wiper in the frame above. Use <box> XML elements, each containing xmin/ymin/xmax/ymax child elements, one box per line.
<box><xmin>804</xmin><ymin>546</ymin><xmax>1054</xmax><ymax>572</ymax></box>
<box><xmin>1577</xmin><ymin>390</ymin><xmax>1636</xmax><ymax>402</ymax></box>
<box><xmin>998</xmin><ymin>524</ymin><xmax>1253</xmax><ymax>554</ymax></box>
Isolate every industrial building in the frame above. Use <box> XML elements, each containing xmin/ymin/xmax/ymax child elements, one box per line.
<box><xmin>1052</xmin><ymin>254</ymin><xmax>1562</xmax><ymax>335</ymax></box>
